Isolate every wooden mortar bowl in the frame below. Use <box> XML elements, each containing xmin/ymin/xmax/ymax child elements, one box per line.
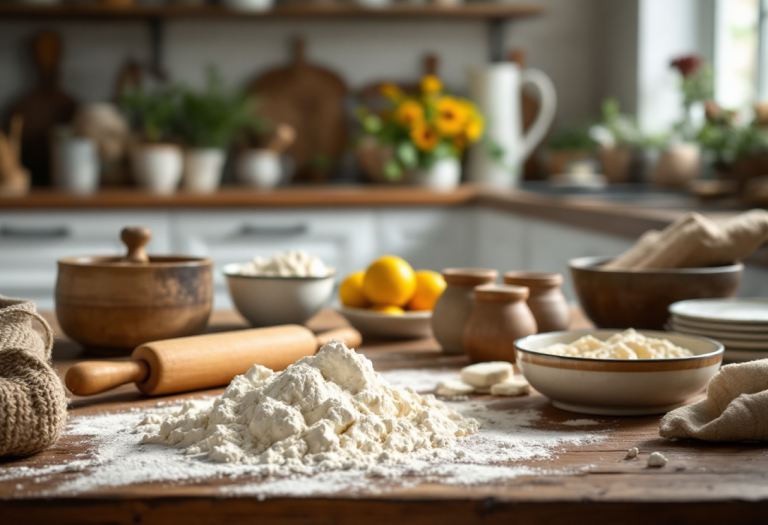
<box><xmin>569</xmin><ymin>256</ymin><xmax>743</xmax><ymax>330</ymax></box>
<box><xmin>56</xmin><ymin>227</ymin><xmax>213</xmax><ymax>355</ymax></box>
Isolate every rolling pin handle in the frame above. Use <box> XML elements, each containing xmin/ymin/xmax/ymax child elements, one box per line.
<box><xmin>315</xmin><ymin>328</ymin><xmax>362</xmax><ymax>350</ymax></box>
<box><xmin>65</xmin><ymin>360</ymin><xmax>150</xmax><ymax>396</ymax></box>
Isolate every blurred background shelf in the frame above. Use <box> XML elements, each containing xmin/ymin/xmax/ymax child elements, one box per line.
<box><xmin>0</xmin><ymin>3</ymin><xmax>545</xmax><ymax>21</ymax></box>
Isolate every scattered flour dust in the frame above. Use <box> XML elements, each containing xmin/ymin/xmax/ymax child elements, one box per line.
<box><xmin>2</xmin><ymin>343</ymin><xmax>608</xmax><ymax>499</ymax></box>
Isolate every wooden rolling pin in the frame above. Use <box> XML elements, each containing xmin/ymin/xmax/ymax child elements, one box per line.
<box><xmin>65</xmin><ymin>325</ymin><xmax>361</xmax><ymax>396</ymax></box>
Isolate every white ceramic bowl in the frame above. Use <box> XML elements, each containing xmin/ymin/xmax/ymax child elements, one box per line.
<box><xmin>515</xmin><ymin>330</ymin><xmax>724</xmax><ymax>416</ymax></box>
<box><xmin>336</xmin><ymin>307</ymin><xmax>432</xmax><ymax>340</ymax></box>
<box><xmin>224</xmin><ymin>263</ymin><xmax>335</xmax><ymax>327</ymax></box>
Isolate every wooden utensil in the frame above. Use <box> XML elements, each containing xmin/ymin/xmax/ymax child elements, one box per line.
<box><xmin>65</xmin><ymin>325</ymin><xmax>363</xmax><ymax>396</ymax></box>
<box><xmin>8</xmin><ymin>31</ymin><xmax>77</xmax><ymax>187</ymax></box>
<box><xmin>249</xmin><ymin>38</ymin><xmax>347</xmax><ymax>183</ymax></box>
<box><xmin>56</xmin><ymin>226</ymin><xmax>213</xmax><ymax>355</ymax></box>
<box><xmin>0</xmin><ymin>115</ymin><xmax>30</xmax><ymax>196</ymax></box>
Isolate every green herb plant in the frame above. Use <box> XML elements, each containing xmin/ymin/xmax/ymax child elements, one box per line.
<box><xmin>176</xmin><ymin>69</ymin><xmax>265</xmax><ymax>149</ymax></box>
<box><xmin>119</xmin><ymin>87</ymin><xmax>179</xmax><ymax>144</ymax></box>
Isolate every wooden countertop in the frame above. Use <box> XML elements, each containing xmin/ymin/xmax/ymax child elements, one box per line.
<box><xmin>2</xmin><ymin>310</ymin><xmax>767</xmax><ymax>524</ymax></box>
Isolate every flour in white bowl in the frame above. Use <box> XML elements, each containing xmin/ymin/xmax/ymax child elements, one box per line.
<box><xmin>236</xmin><ymin>250</ymin><xmax>330</xmax><ymax>277</ymax></box>
<box><xmin>139</xmin><ymin>341</ymin><xmax>478</xmax><ymax>470</ymax></box>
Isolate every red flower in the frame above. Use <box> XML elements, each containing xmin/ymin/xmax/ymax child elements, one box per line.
<box><xmin>670</xmin><ymin>55</ymin><xmax>701</xmax><ymax>77</ymax></box>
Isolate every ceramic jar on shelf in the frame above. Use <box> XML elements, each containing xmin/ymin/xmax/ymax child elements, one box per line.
<box><xmin>131</xmin><ymin>143</ymin><xmax>183</xmax><ymax>195</ymax></box>
<box><xmin>463</xmin><ymin>284</ymin><xmax>537</xmax><ymax>364</ymax></box>
<box><xmin>183</xmin><ymin>148</ymin><xmax>226</xmax><ymax>194</ymax></box>
<box><xmin>431</xmin><ymin>268</ymin><xmax>498</xmax><ymax>355</ymax></box>
<box><xmin>503</xmin><ymin>271</ymin><xmax>570</xmax><ymax>333</ymax></box>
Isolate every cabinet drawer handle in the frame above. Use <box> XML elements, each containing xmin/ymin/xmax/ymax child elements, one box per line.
<box><xmin>0</xmin><ymin>226</ymin><xmax>71</xmax><ymax>239</ymax></box>
<box><xmin>238</xmin><ymin>224</ymin><xmax>308</xmax><ymax>236</ymax></box>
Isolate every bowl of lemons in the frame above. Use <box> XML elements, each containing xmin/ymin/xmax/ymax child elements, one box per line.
<box><xmin>336</xmin><ymin>255</ymin><xmax>445</xmax><ymax>339</ymax></box>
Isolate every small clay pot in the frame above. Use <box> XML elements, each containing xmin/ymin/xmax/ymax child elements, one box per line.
<box><xmin>431</xmin><ymin>268</ymin><xmax>498</xmax><ymax>355</ymax></box>
<box><xmin>463</xmin><ymin>284</ymin><xmax>538</xmax><ymax>364</ymax></box>
<box><xmin>503</xmin><ymin>271</ymin><xmax>570</xmax><ymax>333</ymax></box>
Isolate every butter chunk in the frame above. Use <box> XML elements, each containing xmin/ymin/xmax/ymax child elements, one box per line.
<box><xmin>647</xmin><ymin>451</ymin><xmax>668</xmax><ymax>468</ymax></box>
<box><xmin>435</xmin><ymin>379</ymin><xmax>475</xmax><ymax>397</ymax></box>
<box><xmin>490</xmin><ymin>377</ymin><xmax>530</xmax><ymax>397</ymax></box>
<box><xmin>461</xmin><ymin>362</ymin><xmax>513</xmax><ymax>388</ymax></box>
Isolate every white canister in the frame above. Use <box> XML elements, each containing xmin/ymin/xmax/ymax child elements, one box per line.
<box><xmin>237</xmin><ymin>150</ymin><xmax>284</xmax><ymax>189</ymax></box>
<box><xmin>183</xmin><ymin>148</ymin><xmax>226</xmax><ymax>194</ymax></box>
<box><xmin>51</xmin><ymin>136</ymin><xmax>99</xmax><ymax>195</ymax></box>
<box><xmin>222</xmin><ymin>0</ymin><xmax>274</xmax><ymax>11</ymax></box>
<box><xmin>131</xmin><ymin>144</ymin><xmax>183</xmax><ymax>195</ymax></box>
<box><xmin>410</xmin><ymin>157</ymin><xmax>461</xmax><ymax>190</ymax></box>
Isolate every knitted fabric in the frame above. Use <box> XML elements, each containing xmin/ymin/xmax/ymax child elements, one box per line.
<box><xmin>0</xmin><ymin>296</ymin><xmax>68</xmax><ymax>457</ymax></box>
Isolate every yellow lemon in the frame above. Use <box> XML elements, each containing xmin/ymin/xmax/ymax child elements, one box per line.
<box><xmin>339</xmin><ymin>271</ymin><xmax>369</xmax><ymax>308</ymax></box>
<box><xmin>407</xmin><ymin>270</ymin><xmax>446</xmax><ymax>311</ymax></box>
<box><xmin>363</xmin><ymin>256</ymin><xmax>416</xmax><ymax>307</ymax></box>
<box><xmin>370</xmin><ymin>304</ymin><xmax>405</xmax><ymax>315</ymax></box>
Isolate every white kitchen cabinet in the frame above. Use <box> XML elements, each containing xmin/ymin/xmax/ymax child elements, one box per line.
<box><xmin>473</xmin><ymin>208</ymin><xmax>528</xmax><ymax>273</ymax></box>
<box><xmin>525</xmin><ymin>219</ymin><xmax>635</xmax><ymax>300</ymax></box>
<box><xmin>375</xmin><ymin>208</ymin><xmax>474</xmax><ymax>271</ymax></box>
<box><xmin>0</xmin><ymin>212</ymin><xmax>170</xmax><ymax>310</ymax></box>
<box><xmin>170</xmin><ymin>209</ymin><xmax>376</xmax><ymax>308</ymax></box>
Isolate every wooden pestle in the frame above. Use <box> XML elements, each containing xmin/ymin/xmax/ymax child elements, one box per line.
<box><xmin>66</xmin><ymin>325</ymin><xmax>362</xmax><ymax>396</ymax></box>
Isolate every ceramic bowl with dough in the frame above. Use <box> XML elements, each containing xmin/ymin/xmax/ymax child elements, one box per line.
<box><xmin>515</xmin><ymin>329</ymin><xmax>723</xmax><ymax>416</ymax></box>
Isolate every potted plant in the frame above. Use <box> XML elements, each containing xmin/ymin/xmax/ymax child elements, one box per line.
<box><xmin>176</xmin><ymin>70</ymin><xmax>264</xmax><ymax>194</ymax></box>
<box><xmin>120</xmin><ymin>87</ymin><xmax>182</xmax><ymax>195</ymax></box>
<box><xmin>356</xmin><ymin>75</ymin><xmax>485</xmax><ymax>190</ymax></box>
<box><xmin>653</xmin><ymin>55</ymin><xmax>713</xmax><ymax>188</ymax></box>
<box><xmin>544</xmin><ymin>125</ymin><xmax>597</xmax><ymax>176</ymax></box>
<box><xmin>589</xmin><ymin>98</ymin><xmax>638</xmax><ymax>183</ymax></box>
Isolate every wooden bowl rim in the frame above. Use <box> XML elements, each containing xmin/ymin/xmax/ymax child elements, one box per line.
<box><xmin>569</xmin><ymin>256</ymin><xmax>744</xmax><ymax>275</ymax></box>
<box><xmin>58</xmin><ymin>255</ymin><xmax>213</xmax><ymax>268</ymax></box>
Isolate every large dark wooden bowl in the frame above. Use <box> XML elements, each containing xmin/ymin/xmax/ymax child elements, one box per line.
<box><xmin>56</xmin><ymin>227</ymin><xmax>213</xmax><ymax>355</ymax></box>
<box><xmin>569</xmin><ymin>256</ymin><xmax>743</xmax><ymax>330</ymax></box>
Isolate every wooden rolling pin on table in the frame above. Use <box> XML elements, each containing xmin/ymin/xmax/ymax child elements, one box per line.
<box><xmin>65</xmin><ymin>325</ymin><xmax>361</xmax><ymax>396</ymax></box>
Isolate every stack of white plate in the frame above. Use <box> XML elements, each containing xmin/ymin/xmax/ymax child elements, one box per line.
<box><xmin>668</xmin><ymin>299</ymin><xmax>768</xmax><ymax>362</ymax></box>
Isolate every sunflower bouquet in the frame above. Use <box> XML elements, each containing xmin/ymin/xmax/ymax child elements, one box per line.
<box><xmin>357</xmin><ymin>75</ymin><xmax>484</xmax><ymax>180</ymax></box>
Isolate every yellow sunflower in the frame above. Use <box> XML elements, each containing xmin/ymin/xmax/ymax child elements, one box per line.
<box><xmin>380</xmin><ymin>83</ymin><xmax>403</xmax><ymax>102</ymax></box>
<box><xmin>435</xmin><ymin>97</ymin><xmax>470</xmax><ymax>137</ymax></box>
<box><xmin>411</xmin><ymin>124</ymin><xmax>439</xmax><ymax>151</ymax></box>
<box><xmin>420</xmin><ymin>75</ymin><xmax>443</xmax><ymax>95</ymax></box>
<box><xmin>395</xmin><ymin>100</ymin><xmax>425</xmax><ymax>128</ymax></box>
<box><xmin>466</xmin><ymin>115</ymin><xmax>484</xmax><ymax>142</ymax></box>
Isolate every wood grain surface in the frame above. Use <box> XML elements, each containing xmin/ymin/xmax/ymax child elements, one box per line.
<box><xmin>1</xmin><ymin>309</ymin><xmax>767</xmax><ymax>524</ymax></box>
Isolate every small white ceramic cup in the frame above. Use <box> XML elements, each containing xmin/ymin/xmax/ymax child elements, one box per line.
<box><xmin>237</xmin><ymin>150</ymin><xmax>285</xmax><ymax>189</ymax></box>
<box><xmin>51</xmin><ymin>135</ymin><xmax>99</xmax><ymax>195</ymax></box>
<box><xmin>183</xmin><ymin>148</ymin><xmax>226</xmax><ymax>194</ymax></box>
<box><xmin>132</xmin><ymin>144</ymin><xmax>183</xmax><ymax>195</ymax></box>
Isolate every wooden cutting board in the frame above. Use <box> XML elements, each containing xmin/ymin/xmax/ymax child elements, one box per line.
<box><xmin>8</xmin><ymin>31</ymin><xmax>78</xmax><ymax>187</ymax></box>
<box><xmin>249</xmin><ymin>39</ymin><xmax>348</xmax><ymax>183</ymax></box>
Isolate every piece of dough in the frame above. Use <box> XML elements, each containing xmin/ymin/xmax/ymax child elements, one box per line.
<box><xmin>435</xmin><ymin>379</ymin><xmax>475</xmax><ymax>397</ymax></box>
<box><xmin>490</xmin><ymin>377</ymin><xmax>530</xmax><ymax>396</ymax></box>
<box><xmin>461</xmin><ymin>362</ymin><xmax>513</xmax><ymax>388</ymax></box>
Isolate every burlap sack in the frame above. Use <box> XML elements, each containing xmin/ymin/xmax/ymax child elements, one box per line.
<box><xmin>0</xmin><ymin>295</ymin><xmax>68</xmax><ymax>456</ymax></box>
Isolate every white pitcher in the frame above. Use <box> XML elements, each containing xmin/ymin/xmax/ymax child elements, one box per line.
<box><xmin>467</xmin><ymin>64</ymin><xmax>557</xmax><ymax>187</ymax></box>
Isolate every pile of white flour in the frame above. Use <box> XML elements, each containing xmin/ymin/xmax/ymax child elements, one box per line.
<box><xmin>139</xmin><ymin>341</ymin><xmax>478</xmax><ymax>470</ymax></box>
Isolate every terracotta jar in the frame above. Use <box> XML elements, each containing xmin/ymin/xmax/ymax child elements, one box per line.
<box><xmin>431</xmin><ymin>268</ymin><xmax>498</xmax><ymax>355</ymax></box>
<box><xmin>463</xmin><ymin>284</ymin><xmax>537</xmax><ymax>364</ymax></box>
<box><xmin>503</xmin><ymin>271</ymin><xmax>570</xmax><ymax>333</ymax></box>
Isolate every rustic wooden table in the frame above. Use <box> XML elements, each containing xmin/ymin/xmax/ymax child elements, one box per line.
<box><xmin>2</xmin><ymin>310</ymin><xmax>767</xmax><ymax>524</ymax></box>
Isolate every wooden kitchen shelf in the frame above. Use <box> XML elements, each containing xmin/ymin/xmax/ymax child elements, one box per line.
<box><xmin>0</xmin><ymin>3</ymin><xmax>545</xmax><ymax>21</ymax></box>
